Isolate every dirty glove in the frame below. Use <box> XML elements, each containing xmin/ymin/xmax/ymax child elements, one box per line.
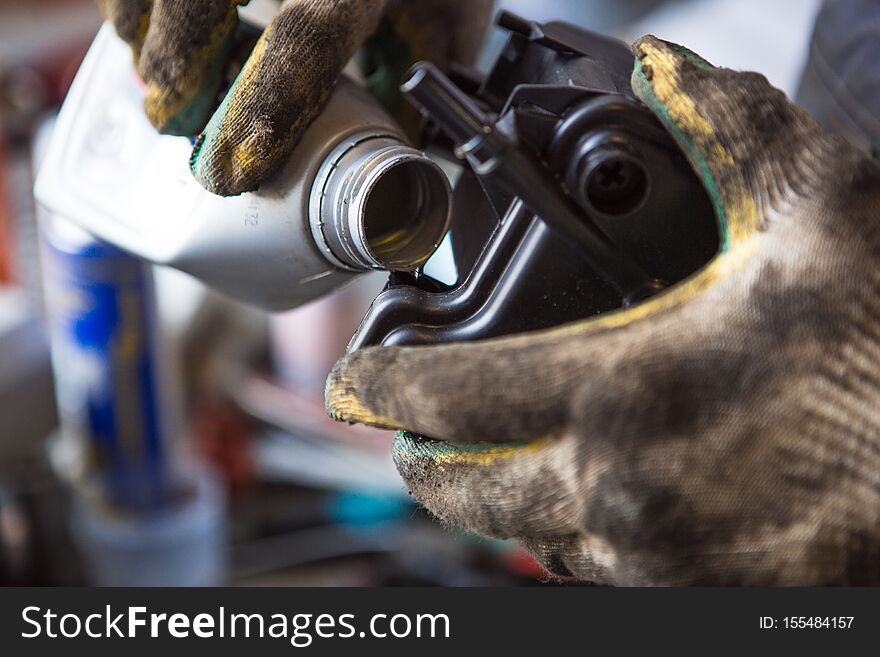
<box><xmin>326</xmin><ymin>37</ymin><xmax>880</xmax><ymax>585</ymax></box>
<box><xmin>98</xmin><ymin>0</ymin><xmax>491</xmax><ymax>196</ymax></box>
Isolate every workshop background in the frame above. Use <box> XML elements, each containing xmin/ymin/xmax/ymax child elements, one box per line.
<box><xmin>0</xmin><ymin>0</ymin><xmax>822</xmax><ymax>585</ymax></box>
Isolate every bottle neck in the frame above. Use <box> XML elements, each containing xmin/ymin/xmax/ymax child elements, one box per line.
<box><xmin>309</xmin><ymin>133</ymin><xmax>451</xmax><ymax>272</ymax></box>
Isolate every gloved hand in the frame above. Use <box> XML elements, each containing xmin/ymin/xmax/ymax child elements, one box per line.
<box><xmin>326</xmin><ymin>37</ymin><xmax>880</xmax><ymax>585</ymax></box>
<box><xmin>98</xmin><ymin>0</ymin><xmax>491</xmax><ymax>196</ymax></box>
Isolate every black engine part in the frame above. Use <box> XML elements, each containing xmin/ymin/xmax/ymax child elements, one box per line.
<box><xmin>349</xmin><ymin>12</ymin><xmax>718</xmax><ymax>349</ymax></box>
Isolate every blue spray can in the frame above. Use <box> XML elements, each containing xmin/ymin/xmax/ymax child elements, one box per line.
<box><xmin>40</xmin><ymin>214</ymin><xmax>171</xmax><ymax>511</ymax></box>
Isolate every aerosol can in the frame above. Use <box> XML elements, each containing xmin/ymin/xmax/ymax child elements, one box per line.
<box><xmin>35</xmin><ymin>22</ymin><xmax>452</xmax><ymax>311</ymax></box>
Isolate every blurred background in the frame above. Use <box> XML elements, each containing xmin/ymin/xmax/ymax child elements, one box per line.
<box><xmin>0</xmin><ymin>0</ymin><xmax>825</xmax><ymax>585</ymax></box>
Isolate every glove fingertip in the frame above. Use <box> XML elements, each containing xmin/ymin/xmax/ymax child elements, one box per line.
<box><xmin>136</xmin><ymin>1</ymin><xmax>242</xmax><ymax>137</ymax></box>
<box><xmin>188</xmin><ymin>20</ymin><xmax>320</xmax><ymax>197</ymax></box>
<box><xmin>144</xmin><ymin>81</ymin><xmax>222</xmax><ymax>137</ymax></box>
<box><xmin>630</xmin><ymin>35</ymin><xmax>761</xmax><ymax>251</ymax></box>
<box><xmin>189</xmin><ymin>130</ymin><xmax>246</xmax><ymax>197</ymax></box>
<box><xmin>188</xmin><ymin>83</ymin><xmax>261</xmax><ymax>197</ymax></box>
<box><xmin>632</xmin><ymin>35</ymin><xmax>715</xmax><ymax>72</ymax></box>
<box><xmin>325</xmin><ymin>352</ymin><xmax>404</xmax><ymax>430</ymax></box>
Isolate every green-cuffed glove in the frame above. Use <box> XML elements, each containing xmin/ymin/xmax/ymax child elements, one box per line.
<box><xmin>326</xmin><ymin>37</ymin><xmax>880</xmax><ymax>585</ymax></box>
<box><xmin>98</xmin><ymin>0</ymin><xmax>491</xmax><ymax>196</ymax></box>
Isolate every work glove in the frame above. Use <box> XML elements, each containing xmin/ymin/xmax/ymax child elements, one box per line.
<box><xmin>98</xmin><ymin>0</ymin><xmax>491</xmax><ymax>196</ymax></box>
<box><xmin>326</xmin><ymin>37</ymin><xmax>880</xmax><ymax>585</ymax></box>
